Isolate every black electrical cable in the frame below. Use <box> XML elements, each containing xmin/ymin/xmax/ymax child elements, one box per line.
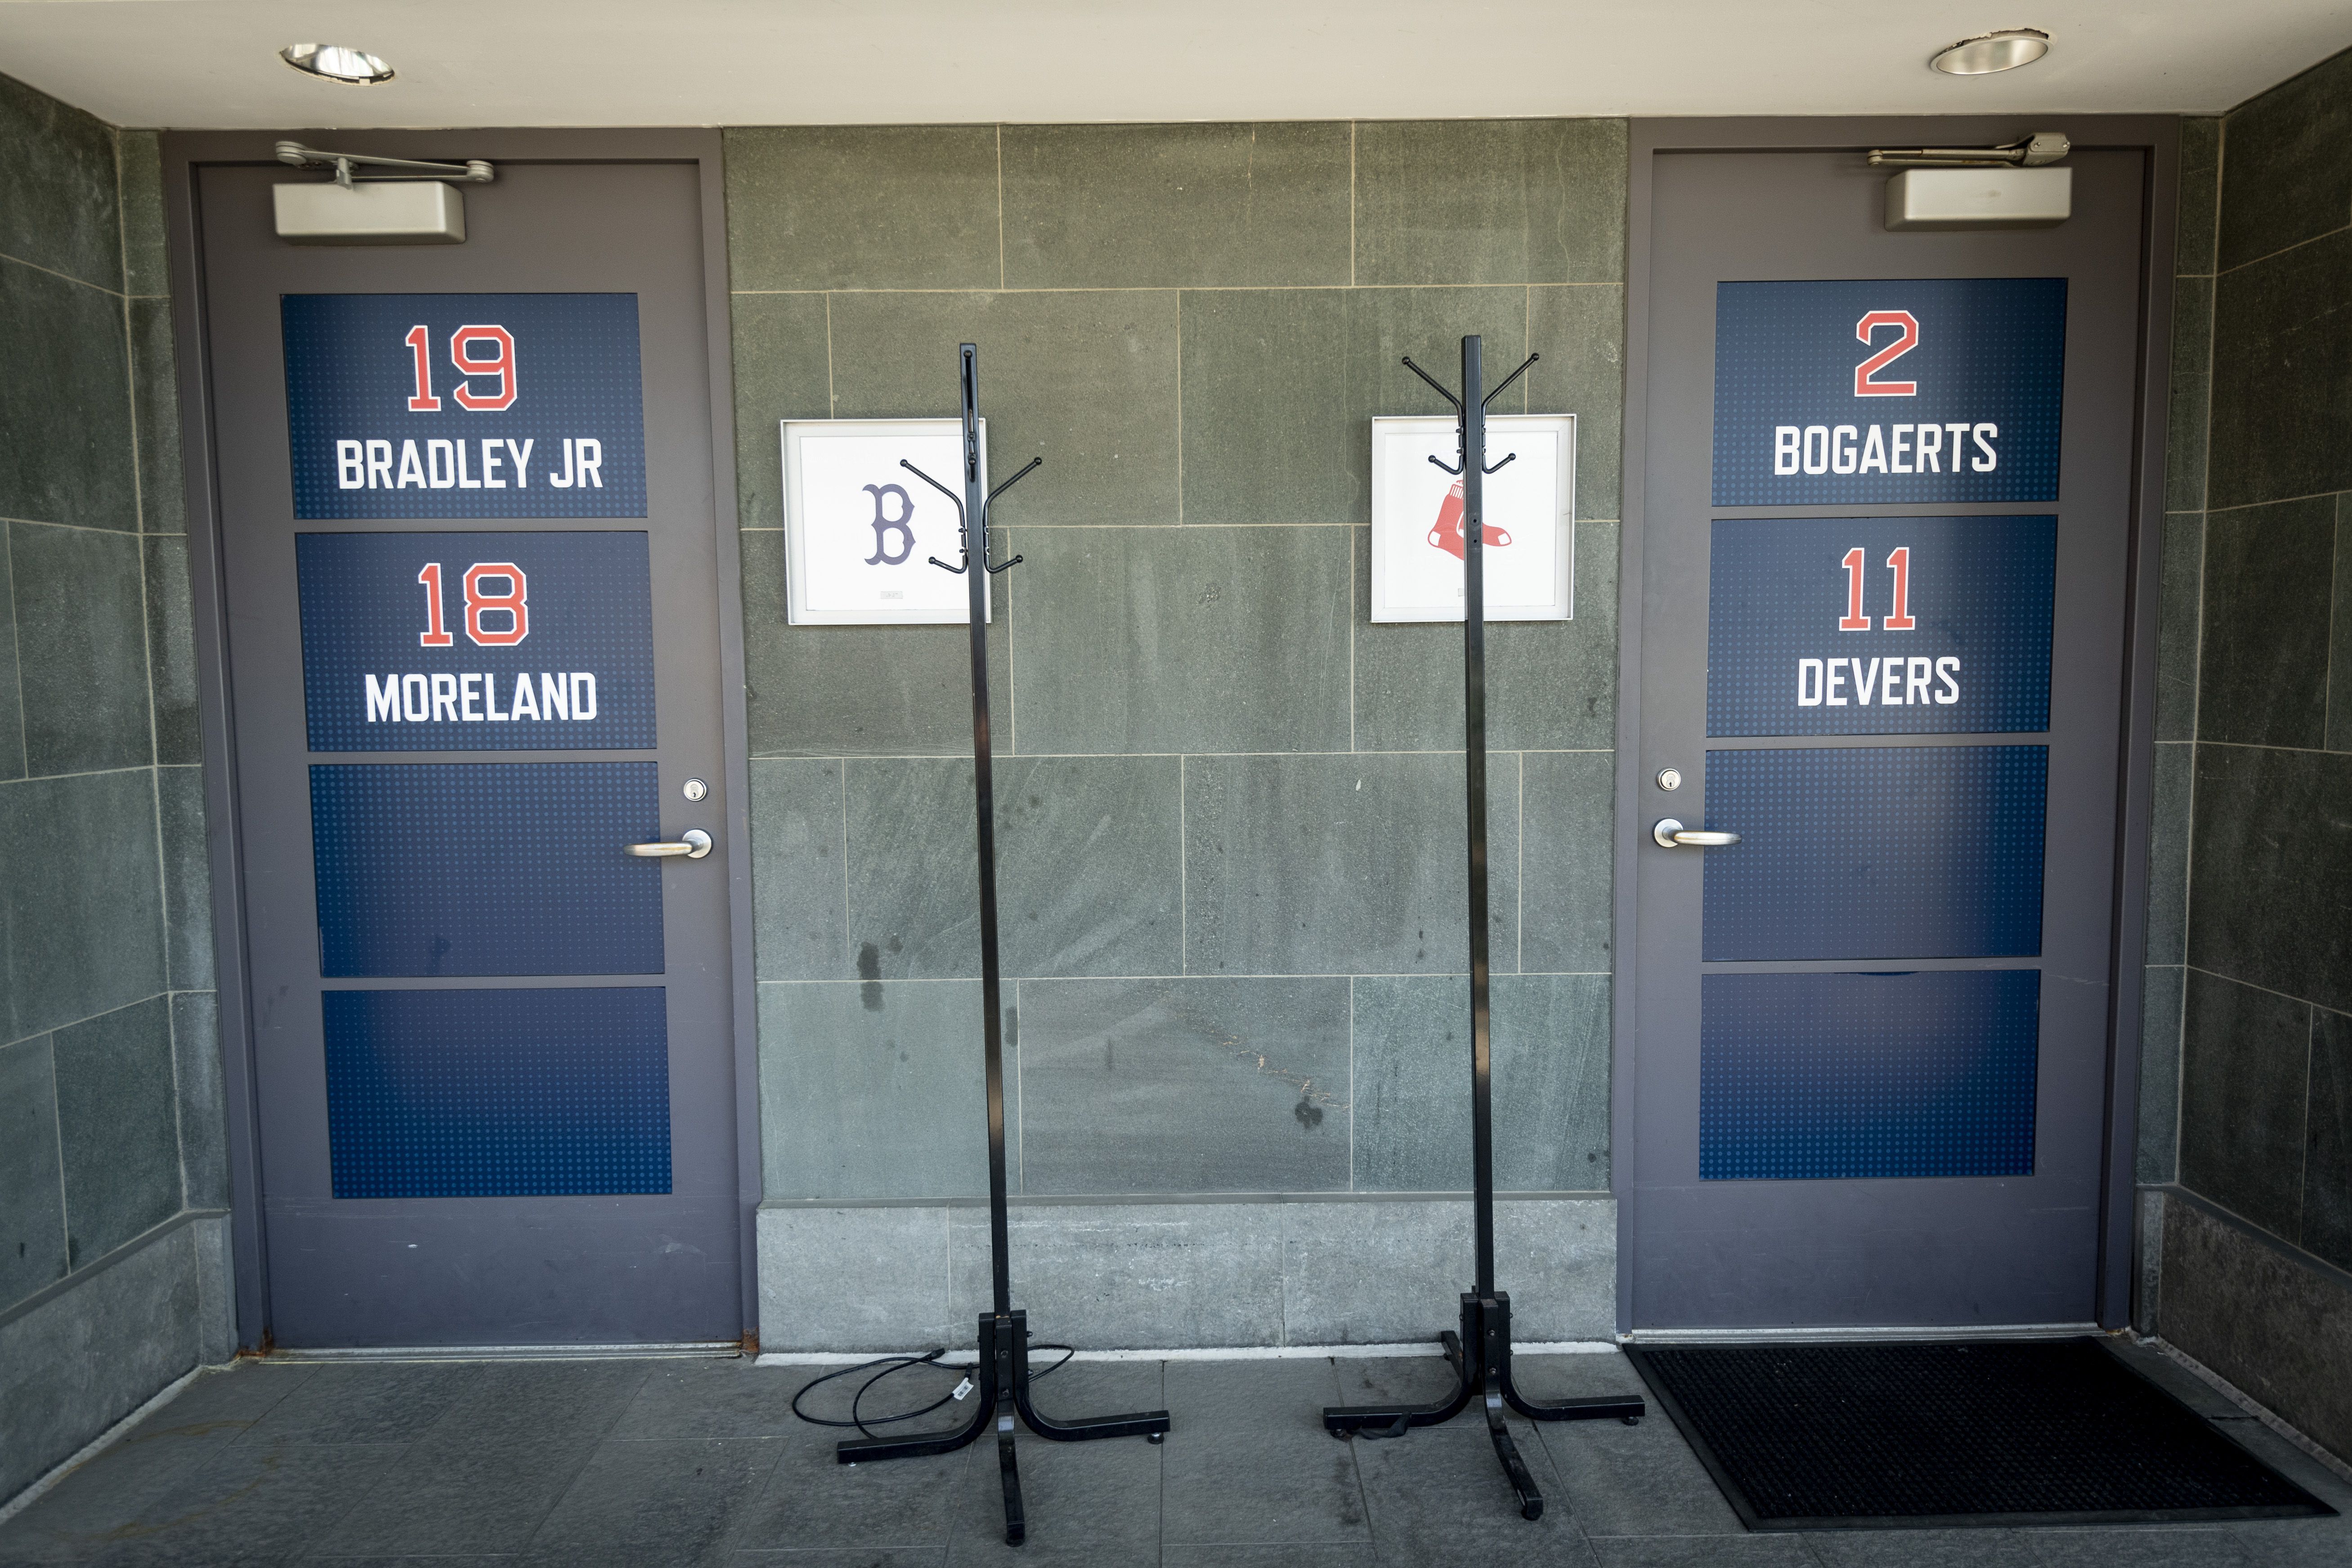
<box><xmin>788</xmin><ymin>1342</ymin><xmax>1078</xmax><ymax>1440</ymax></box>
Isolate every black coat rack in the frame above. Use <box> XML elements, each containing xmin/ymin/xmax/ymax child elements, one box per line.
<box><xmin>834</xmin><ymin>345</ymin><xmax>1171</xmax><ymax>1546</ymax></box>
<box><xmin>1320</xmin><ymin>336</ymin><xmax>1645</xmax><ymax>1519</ymax></box>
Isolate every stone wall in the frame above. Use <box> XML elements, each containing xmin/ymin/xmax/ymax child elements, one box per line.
<box><xmin>0</xmin><ymin>73</ymin><xmax>232</xmax><ymax>1501</ymax></box>
<box><xmin>723</xmin><ymin>121</ymin><xmax>1627</xmax><ymax>1346</ymax></box>
<box><xmin>2139</xmin><ymin>52</ymin><xmax>2352</xmax><ymax>1460</ymax></box>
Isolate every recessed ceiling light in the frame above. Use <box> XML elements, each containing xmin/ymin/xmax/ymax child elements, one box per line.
<box><xmin>280</xmin><ymin>43</ymin><xmax>396</xmax><ymax>86</ymax></box>
<box><xmin>1931</xmin><ymin>29</ymin><xmax>2050</xmax><ymax>75</ymax></box>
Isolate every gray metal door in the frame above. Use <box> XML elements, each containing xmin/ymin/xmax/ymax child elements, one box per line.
<box><xmin>1627</xmin><ymin>140</ymin><xmax>2151</xmax><ymax>1329</ymax></box>
<box><xmin>194</xmin><ymin>155</ymin><xmax>741</xmax><ymax>1345</ymax></box>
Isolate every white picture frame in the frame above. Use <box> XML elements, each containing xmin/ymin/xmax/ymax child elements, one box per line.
<box><xmin>782</xmin><ymin>417</ymin><xmax>991</xmax><ymax>625</ymax></box>
<box><xmin>1368</xmin><ymin>413</ymin><xmax>1576</xmax><ymax>623</ymax></box>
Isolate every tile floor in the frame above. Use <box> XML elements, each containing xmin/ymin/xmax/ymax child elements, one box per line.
<box><xmin>0</xmin><ymin>1342</ymin><xmax>2343</xmax><ymax>1565</ymax></box>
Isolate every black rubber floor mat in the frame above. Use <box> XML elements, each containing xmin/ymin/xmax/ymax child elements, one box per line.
<box><xmin>1624</xmin><ymin>1338</ymin><xmax>2335</xmax><ymax>1530</ymax></box>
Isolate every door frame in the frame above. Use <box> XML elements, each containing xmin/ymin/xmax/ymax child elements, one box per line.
<box><xmin>161</xmin><ymin>130</ymin><xmax>757</xmax><ymax>1352</ymax></box>
<box><xmin>1615</xmin><ymin>116</ymin><xmax>2179</xmax><ymax>1334</ymax></box>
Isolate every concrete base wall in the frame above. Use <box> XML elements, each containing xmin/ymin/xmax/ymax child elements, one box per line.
<box><xmin>757</xmin><ymin>1195</ymin><xmax>1615</xmax><ymax>1351</ymax></box>
<box><xmin>0</xmin><ymin>1216</ymin><xmax>234</xmax><ymax>1503</ymax></box>
<box><xmin>2159</xmin><ymin>1194</ymin><xmax>2352</xmax><ymax>1463</ymax></box>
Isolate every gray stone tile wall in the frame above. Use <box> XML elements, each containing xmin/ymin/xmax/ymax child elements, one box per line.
<box><xmin>0</xmin><ymin>77</ymin><xmax>229</xmax><ymax>1504</ymax></box>
<box><xmin>726</xmin><ymin>121</ymin><xmax>1626</xmax><ymax>1245</ymax></box>
<box><xmin>2143</xmin><ymin>60</ymin><xmax>2352</xmax><ymax>1464</ymax></box>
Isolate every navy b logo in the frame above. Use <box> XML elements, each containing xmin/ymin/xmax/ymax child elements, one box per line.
<box><xmin>862</xmin><ymin>483</ymin><xmax>915</xmax><ymax>566</ymax></box>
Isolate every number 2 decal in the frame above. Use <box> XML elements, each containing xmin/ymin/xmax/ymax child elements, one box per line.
<box><xmin>1853</xmin><ymin>309</ymin><xmax>1919</xmax><ymax>397</ymax></box>
<box><xmin>417</xmin><ymin>561</ymin><xmax>531</xmax><ymax>647</ymax></box>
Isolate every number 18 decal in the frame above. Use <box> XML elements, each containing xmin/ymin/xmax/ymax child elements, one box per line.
<box><xmin>1837</xmin><ymin>546</ymin><xmax>1916</xmax><ymax>631</ymax></box>
<box><xmin>417</xmin><ymin>561</ymin><xmax>530</xmax><ymax>647</ymax></box>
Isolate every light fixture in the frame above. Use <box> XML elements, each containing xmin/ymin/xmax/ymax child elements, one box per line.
<box><xmin>280</xmin><ymin>43</ymin><xmax>395</xmax><ymax>85</ymax></box>
<box><xmin>1931</xmin><ymin>29</ymin><xmax>2050</xmax><ymax>75</ymax></box>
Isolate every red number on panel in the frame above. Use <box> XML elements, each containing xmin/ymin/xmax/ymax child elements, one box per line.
<box><xmin>463</xmin><ymin>563</ymin><xmax>529</xmax><ymax>646</ymax></box>
<box><xmin>1839</xmin><ymin>547</ymin><xmax>1873</xmax><ymax>630</ymax></box>
<box><xmin>1853</xmin><ymin>310</ymin><xmax>1920</xmax><ymax>397</ymax></box>
<box><xmin>1883</xmin><ymin>547</ymin><xmax>1917</xmax><ymax>630</ymax></box>
<box><xmin>449</xmin><ymin>325</ymin><xmax>518</xmax><ymax>412</ymax></box>
<box><xmin>404</xmin><ymin>325</ymin><xmax>442</xmax><ymax>411</ymax></box>
<box><xmin>417</xmin><ymin>562</ymin><xmax>453</xmax><ymax>646</ymax></box>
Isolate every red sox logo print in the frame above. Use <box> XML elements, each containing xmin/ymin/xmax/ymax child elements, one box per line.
<box><xmin>1425</xmin><ymin>477</ymin><xmax>1512</xmax><ymax>562</ymax></box>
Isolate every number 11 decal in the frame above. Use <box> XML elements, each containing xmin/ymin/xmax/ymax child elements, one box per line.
<box><xmin>1836</xmin><ymin>544</ymin><xmax>1918</xmax><ymax>631</ymax></box>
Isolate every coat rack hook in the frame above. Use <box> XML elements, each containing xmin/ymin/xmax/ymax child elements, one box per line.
<box><xmin>1480</xmin><ymin>352</ymin><xmax>1539</xmax><ymax>409</ymax></box>
<box><xmin>1428</xmin><ymin>454</ymin><xmax>1465</xmax><ymax>476</ymax></box>
<box><xmin>1483</xmin><ymin>452</ymin><xmax>1518</xmax><ymax>475</ymax></box>
<box><xmin>986</xmin><ymin>457</ymin><xmax>1042</xmax><ymax>509</ymax></box>
<box><xmin>1402</xmin><ymin>356</ymin><xmax>1464</xmax><ymax>411</ymax></box>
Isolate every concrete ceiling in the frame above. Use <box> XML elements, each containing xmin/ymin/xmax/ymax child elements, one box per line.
<box><xmin>2</xmin><ymin>0</ymin><xmax>2348</xmax><ymax>129</ymax></box>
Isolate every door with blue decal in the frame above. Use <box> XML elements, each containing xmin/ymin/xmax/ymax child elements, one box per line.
<box><xmin>1630</xmin><ymin>143</ymin><xmax>2149</xmax><ymax>1328</ymax></box>
<box><xmin>197</xmin><ymin>155</ymin><xmax>741</xmax><ymax>1345</ymax></box>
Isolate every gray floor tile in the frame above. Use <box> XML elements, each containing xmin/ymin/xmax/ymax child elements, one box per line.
<box><xmin>300</xmin><ymin>1434</ymin><xmax>600</xmax><ymax>1557</ymax></box>
<box><xmin>234</xmin><ymin>1365</ymin><xmax>474</xmax><ymax>1447</ymax></box>
<box><xmin>1349</xmin><ymin>1426</ymin><xmax>1592</xmax><ymax>1563</ymax></box>
<box><xmin>1509</xmin><ymin>1351</ymin><xmax>1652</xmax><ymax>1403</ymax></box>
<box><xmin>2020</xmin><ymin>1525</ymin><xmax>2256</xmax><ymax>1566</ymax></box>
<box><xmin>612</xmin><ymin>1361</ymin><xmax>824</xmax><ymax>1441</ymax></box>
<box><xmin>1590</xmin><ymin>1539</ymin><xmax>1817</xmax><ymax>1568</ymax></box>
<box><xmin>82</xmin><ymin>1439</ymin><xmax>402</xmax><ymax>1565</ymax></box>
<box><xmin>1333</xmin><ymin>1353</ymin><xmax>1488</xmax><ymax>1413</ymax></box>
<box><xmin>0</xmin><ymin>1389</ymin><xmax>290</xmax><ymax>1562</ymax></box>
<box><xmin>731</xmin><ymin>1426</ymin><xmax>960</xmax><ymax>1550</ymax></box>
<box><xmin>1160</xmin><ymin>1360</ymin><xmax>1367</xmax><ymax>1546</ymax></box>
<box><xmin>520</xmin><ymin>1437</ymin><xmax>780</xmax><ymax>1566</ymax></box>
<box><xmin>417</xmin><ymin>1361</ymin><xmax>655</xmax><ymax>1448</ymax></box>
<box><xmin>1807</xmin><ymin>1527</ymin><xmax>2042</xmax><ymax>1567</ymax></box>
<box><xmin>5</xmin><ymin>1354</ymin><xmax>2338</xmax><ymax>1568</ymax></box>
<box><xmin>2227</xmin><ymin>1516</ymin><xmax>2352</xmax><ymax>1566</ymax></box>
<box><xmin>1531</xmin><ymin>1402</ymin><xmax>1744</xmax><ymax>1539</ymax></box>
<box><xmin>131</xmin><ymin>1365</ymin><xmax>316</xmax><ymax>1434</ymax></box>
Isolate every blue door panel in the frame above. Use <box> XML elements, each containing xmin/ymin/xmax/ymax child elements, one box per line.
<box><xmin>1712</xmin><ymin>278</ymin><xmax>2067</xmax><ymax>506</ymax></box>
<box><xmin>296</xmin><ymin>530</ymin><xmax>656</xmax><ymax>753</ymax></box>
<box><xmin>1707</xmin><ymin>516</ymin><xmax>2055</xmax><ymax>737</ymax></box>
<box><xmin>311</xmin><ymin>762</ymin><xmax>664</xmax><ymax>976</ymax></box>
<box><xmin>1701</xmin><ymin>746</ymin><xmax>2047</xmax><ymax>961</ymax></box>
<box><xmin>323</xmin><ymin>986</ymin><xmax>670</xmax><ymax>1198</ymax></box>
<box><xmin>1700</xmin><ymin>969</ymin><xmax>2039</xmax><ymax>1181</ymax></box>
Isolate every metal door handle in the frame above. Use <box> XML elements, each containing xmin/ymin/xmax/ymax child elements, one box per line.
<box><xmin>1652</xmin><ymin>818</ymin><xmax>1740</xmax><ymax>849</ymax></box>
<box><xmin>628</xmin><ymin>828</ymin><xmax>712</xmax><ymax>859</ymax></box>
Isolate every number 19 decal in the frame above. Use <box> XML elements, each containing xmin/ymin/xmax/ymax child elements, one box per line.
<box><xmin>418</xmin><ymin>561</ymin><xmax>530</xmax><ymax>647</ymax></box>
<box><xmin>401</xmin><ymin>324</ymin><xmax>519</xmax><ymax>412</ymax></box>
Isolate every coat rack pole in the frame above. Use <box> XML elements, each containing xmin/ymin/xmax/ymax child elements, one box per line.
<box><xmin>1322</xmin><ymin>334</ymin><xmax>1644</xmax><ymax>1519</ymax></box>
<box><xmin>958</xmin><ymin>345</ymin><xmax>1015</xmax><ymax>1320</ymax></box>
<box><xmin>834</xmin><ymin>345</ymin><xmax>1169</xmax><ymax>1548</ymax></box>
<box><xmin>1461</xmin><ymin>334</ymin><xmax>1498</xmax><ymax>1301</ymax></box>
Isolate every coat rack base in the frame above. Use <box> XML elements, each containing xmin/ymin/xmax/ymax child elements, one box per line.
<box><xmin>837</xmin><ymin>1308</ymin><xmax>1170</xmax><ymax>1546</ymax></box>
<box><xmin>1322</xmin><ymin>1292</ymin><xmax>1645</xmax><ymax>1520</ymax></box>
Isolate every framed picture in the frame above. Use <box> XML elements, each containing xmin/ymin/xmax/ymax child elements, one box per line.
<box><xmin>781</xmin><ymin>418</ymin><xmax>991</xmax><ymax>625</ymax></box>
<box><xmin>1368</xmin><ymin>413</ymin><xmax>1576</xmax><ymax>623</ymax></box>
